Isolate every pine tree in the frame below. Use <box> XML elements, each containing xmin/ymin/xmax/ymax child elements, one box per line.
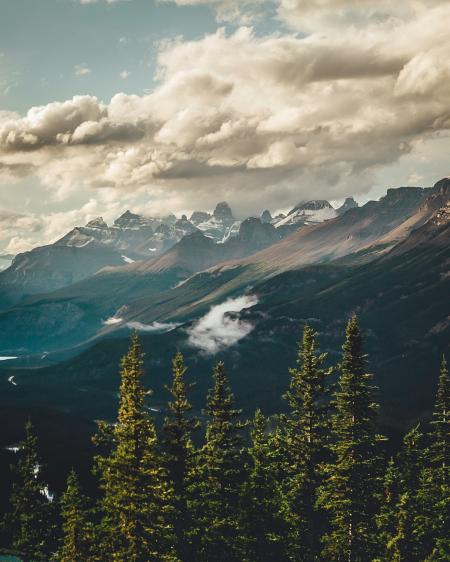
<box><xmin>189</xmin><ymin>361</ymin><xmax>247</xmax><ymax>562</ymax></box>
<box><xmin>376</xmin><ymin>457</ymin><xmax>401</xmax><ymax>560</ymax></box>
<box><xmin>244</xmin><ymin>410</ymin><xmax>288</xmax><ymax>562</ymax></box>
<box><xmin>7</xmin><ymin>421</ymin><xmax>55</xmax><ymax>562</ymax></box>
<box><xmin>390</xmin><ymin>425</ymin><xmax>425</xmax><ymax>561</ymax></box>
<box><xmin>317</xmin><ymin>315</ymin><xmax>384</xmax><ymax>562</ymax></box>
<box><xmin>93</xmin><ymin>332</ymin><xmax>176</xmax><ymax>562</ymax></box>
<box><xmin>431</xmin><ymin>357</ymin><xmax>450</xmax><ymax>478</ymax></box>
<box><xmin>59</xmin><ymin>469</ymin><xmax>93</xmax><ymax>562</ymax></box>
<box><xmin>162</xmin><ymin>352</ymin><xmax>199</xmax><ymax>561</ymax></box>
<box><xmin>280</xmin><ymin>325</ymin><xmax>332</xmax><ymax>561</ymax></box>
<box><xmin>416</xmin><ymin>356</ymin><xmax>450</xmax><ymax>560</ymax></box>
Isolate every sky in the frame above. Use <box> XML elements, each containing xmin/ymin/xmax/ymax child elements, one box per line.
<box><xmin>0</xmin><ymin>0</ymin><xmax>449</xmax><ymax>255</ymax></box>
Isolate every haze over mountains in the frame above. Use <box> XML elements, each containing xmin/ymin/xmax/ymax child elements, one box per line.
<box><xmin>0</xmin><ymin>178</ymin><xmax>449</xmax><ymax>429</ymax></box>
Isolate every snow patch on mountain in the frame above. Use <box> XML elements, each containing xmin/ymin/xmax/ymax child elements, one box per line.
<box><xmin>274</xmin><ymin>200</ymin><xmax>337</xmax><ymax>227</ymax></box>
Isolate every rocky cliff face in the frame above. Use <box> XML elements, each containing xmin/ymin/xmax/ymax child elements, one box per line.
<box><xmin>213</xmin><ymin>201</ymin><xmax>234</xmax><ymax>222</ymax></box>
<box><xmin>337</xmin><ymin>197</ymin><xmax>358</xmax><ymax>215</ymax></box>
<box><xmin>261</xmin><ymin>210</ymin><xmax>272</xmax><ymax>223</ymax></box>
<box><xmin>190</xmin><ymin>211</ymin><xmax>212</xmax><ymax>224</ymax></box>
<box><xmin>194</xmin><ymin>202</ymin><xmax>241</xmax><ymax>242</ymax></box>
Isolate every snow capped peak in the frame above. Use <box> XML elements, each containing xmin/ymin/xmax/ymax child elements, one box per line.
<box><xmin>113</xmin><ymin>210</ymin><xmax>152</xmax><ymax>229</ymax></box>
<box><xmin>192</xmin><ymin>203</ymin><xmax>240</xmax><ymax>242</ymax></box>
<box><xmin>85</xmin><ymin>217</ymin><xmax>108</xmax><ymax>229</ymax></box>
<box><xmin>288</xmin><ymin>199</ymin><xmax>334</xmax><ymax>215</ymax></box>
<box><xmin>275</xmin><ymin>199</ymin><xmax>337</xmax><ymax>228</ymax></box>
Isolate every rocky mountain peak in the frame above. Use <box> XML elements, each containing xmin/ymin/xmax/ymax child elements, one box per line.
<box><xmin>85</xmin><ymin>217</ymin><xmax>108</xmax><ymax>229</ymax></box>
<box><xmin>175</xmin><ymin>215</ymin><xmax>197</xmax><ymax>231</ymax></box>
<box><xmin>432</xmin><ymin>177</ymin><xmax>450</xmax><ymax>197</ymax></box>
<box><xmin>288</xmin><ymin>199</ymin><xmax>333</xmax><ymax>215</ymax></box>
<box><xmin>214</xmin><ymin>201</ymin><xmax>234</xmax><ymax>221</ymax></box>
<box><xmin>337</xmin><ymin>197</ymin><xmax>358</xmax><ymax>215</ymax></box>
<box><xmin>177</xmin><ymin>230</ymin><xmax>213</xmax><ymax>248</ymax></box>
<box><xmin>190</xmin><ymin>211</ymin><xmax>211</xmax><ymax>224</ymax></box>
<box><xmin>113</xmin><ymin>210</ymin><xmax>152</xmax><ymax>230</ymax></box>
<box><xmin>275</xmin><ymin>199</ymin><xmax>337</xmax><ymax>229</ymax></box>
<box><xmin>384</xmin><ymin>186</ymin><xmax>426</xmax><ymax>204</ymax></box>
<box><xmin>419</xmin><ymin>177</ymin><xmax>450</xmax><ymax>215</ymax></box>
<box><xmin>114</xmin><ymin>210</ymin><xmax>140</xmax><ymax>224</ymax></box>
<box><xmin>235</xmin><ymin>217</ymin><xmax>280</xmax><ymax>249</ymax></box>
<box><xmin>261</xmin><ymin>210</ymin><xmax>272</xmax><ymax>223</ymax></box>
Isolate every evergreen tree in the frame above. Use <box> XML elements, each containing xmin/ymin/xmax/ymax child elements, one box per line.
<box><xmin>162</xmin><ymin>352</ymin><xmax>199</xmax><ymax>561</ymax></box>
<box><xmin>93</xmin><ymin>332</ymin><xmax>176</xmax><ymax>562</ymax></box>
<box><xmin>189</xmin><ymin>361</ymin><xmax>247</xmax><ymax>562</ymax></box>
<box><xmin>390</xmin><ymin>425</ymin><xmax>425</xmax><ymax>561</ymax></box>
<box><xmin>281</xmin><ymin>325</ymin><xmax>332</xmax><ymax>561</ymax></box>
<box><xmin>58</xmin><ymin>469</ymin><xmax>93</xmax><ymax>562</ymax></box>
<box><xmin>431</xmin><ymin>356</ymin><xmax>450</xmax><ymax>478</ymax></box>
<box><xmin>7</xmin><ymin>421</ymin><xmax>55</xmax><ymax>562</ymax></box>
<box><xmin>244</xmin><ymin>410</ymin><xmax>287</xmax><ymax>562</ymax></box>
<box><xmin>376</xmin><ymin>457</ymin><xmax>401</xmax><ymax>560</ymax></box>
<box><xmin>416</xmin><ymin>356</ymin><xmax>450</xmax><ymax>560</ymax></box>
<box><xmin>317</xmin><ymin>315</ymin><xmax>384</xmax><ymax>562</ymax></box>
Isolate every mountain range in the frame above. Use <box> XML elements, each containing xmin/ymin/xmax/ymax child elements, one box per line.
<box><xmin>0</xmin><ymin>179</ymin><xmax>449</xmax><ymax>434</ymax></box>
<box><xmin>0</xmin><ymin>198</ymin><xmax>348</xmax><ymax>310</ymax></box>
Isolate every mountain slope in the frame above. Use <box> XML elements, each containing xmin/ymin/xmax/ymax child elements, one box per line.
<box><xmin>0</xmin><ymin>218</ymin><xmax>281</xmax><ymax>353</ymax></box>
<box><xmin>0</xmin><ymin>210</ymin><xmax>200</xmax><ymax>308</ymax></box>
<box><xmin>0</xmin><ymin>181</ymin><xmax>445</xmax><ymax>357</ymax></box>
<box><xmin>0</xmin><ymin>243</ymin><xmax>125</xmax><ymax>310</ymax></box>
<box><xmin>120</xmin><ymin>183</ymin><xmax>435</xmax><ymax>326</ymax></box>
<box><xmin>244</xmin><ymin>185</ymin><xmax>429</xmax><ymax>272</ymax></box>
<box><xmin>3</xmin><ymin>197</ymin><xmax>448</xmax><ymax>429</ymax></box>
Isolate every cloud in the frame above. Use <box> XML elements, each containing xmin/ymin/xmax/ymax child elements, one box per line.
<box><xmin>277</xmin><ymin>0</ymin><xmax>450</xmax><ymax>33</ymax></box>
<box><xmin>74</xmin><ymin>65</ymin><xmax>92</xmax><ymax>76</ymax></box>
<box><xmin>80</xmin><ymin>0</ymin><xmax>130</xmax><ymax>4</ymax></box>
<box><xmin>407</xmin><ymin>172</ymin><xmax>424</xmax><ymax>186</ymax></box>
<box><xmin>126</xmin><ymin>320</ymin><xmax>181</xmax><ymax>332</ymax></box>
<box><xmin>187</xmin><ymin>294</ymin><xmax>258</xmax><ymax>354</ymax></box>
<box><xmin>120</xmin><ymin>70</ymin><xmax>131</xmax><ymax>79</ymax></box>
<box><xmin>158</xmin><ymin>0</ymin><xmax>266</xmax><ymax>24</ymax></box>
<box><xmin>1</xmin><ymin>2</ymin><xmax>450</xmax><ymax>216</ymax></box>
<box><xmin>0</xmin><ymin>193</ymin><xmax>126</xmax><ymax>254</ymax></box>
<box><xmin>103</xmin><ymin>316</ymin><xmax>123</xmax><ymax>325</ymax></box>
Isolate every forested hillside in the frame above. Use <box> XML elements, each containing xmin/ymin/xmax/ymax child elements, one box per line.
<box><xmin>1</xmin><ymin>322</ymin><xmax>448</xmax><ymax>561</ymax></box>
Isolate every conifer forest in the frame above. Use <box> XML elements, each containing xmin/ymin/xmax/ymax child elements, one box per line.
<box><xmin>1</xmin><ymin>317</ymin><xmax>448</xmax><ymax>562</ymax></box>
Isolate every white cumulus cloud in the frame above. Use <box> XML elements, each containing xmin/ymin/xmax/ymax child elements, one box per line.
<box><xmin>187</xmin><ymin>294</ymin><xmax>258</xmax><ymax>354</ymax></box>
<box><xmin>0</xmin><ymin>0</ymin><xmax>449</xmax><ymax>248</ymax></box>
